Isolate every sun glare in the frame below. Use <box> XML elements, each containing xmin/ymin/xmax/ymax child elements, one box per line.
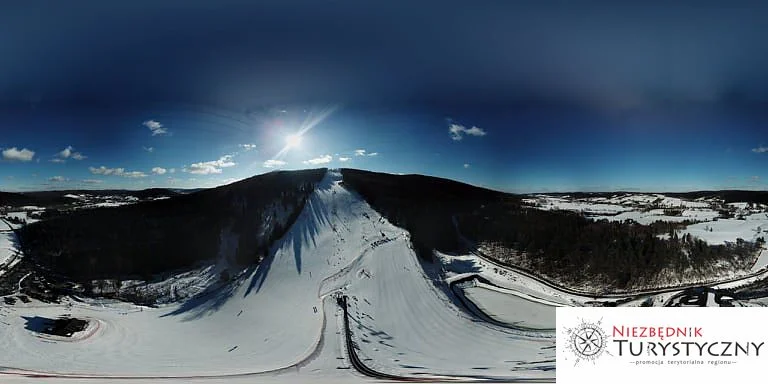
<box><xmin>285</xmin><ymin>133</ymin><xmax>302</xmax><ymax>149</ymax></box>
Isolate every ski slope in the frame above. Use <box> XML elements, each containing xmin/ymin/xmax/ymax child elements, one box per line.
<box><xmin>0</xmin><ymin>169</ymin><xmax>554</xmax><ymax>382</ymax></box>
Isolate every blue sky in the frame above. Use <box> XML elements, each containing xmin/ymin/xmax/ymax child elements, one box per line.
<box><xmin>2</xmin><ymin>1</ymin><xmax>768</xmax><ymax>193</ymax></box>
<box><xmin>2</xmin><ymin>105</ymin><xmax>767</xmax><ymax>193</ymax></box>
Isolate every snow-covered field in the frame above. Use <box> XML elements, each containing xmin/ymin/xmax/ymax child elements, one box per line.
<box><xmin>0</xmin><ymin>170</ymin><xmax>554</xmax><ymax>382</ymax></box>
<box><xmin>525</xmin><ymin>193</ymin><xmax>768</xmax><ymax>247</ymax></box>
<box><xmin>676</xmin><ymin>212</ymin><xmax>768</xmax><ymax>245</ymax></box>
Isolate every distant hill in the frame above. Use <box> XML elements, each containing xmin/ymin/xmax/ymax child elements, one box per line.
<box><xmin>1</xmin><ymin>188</ymin><xmax>181</xmax><ymax>208</ymax></box>
<box><xmin>0</xmin><ymin>191</ymin><xmax>37</xmax><ymax>207</ymax></box>
<box><xmin>538</xmin><ymin>190</ymin><xmax>768</xmax><ymax>204</ymax></box>
<box><xmin>14</xmin><ymin>168</ymin><xmax>764</xmax><ymax>291</ymax></box>
<box><xmin>339</xmin><ymin>168</ymin><xmax>513</xmax><ymax>257</ymax></box>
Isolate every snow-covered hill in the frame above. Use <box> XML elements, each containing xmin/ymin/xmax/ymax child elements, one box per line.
<box><xmin>0</xmin><ymin>169</ymin><xmax>554</xmax><ymax>383</ymax></box>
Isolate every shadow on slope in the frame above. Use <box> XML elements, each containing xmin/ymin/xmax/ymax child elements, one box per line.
<box><xmin>244</xmin><ymin>173</ymin><xmax>335</xmax><ymax>295</ymax></box>
<box><xmin>161</xmin><ymin>172</ymin><xmax>336</xmax><ymax>319</ymax></box>
<box><xmin>159</xmin><ymin>267</ymin><xmax>254</xmax><ymax>321</ymax></box>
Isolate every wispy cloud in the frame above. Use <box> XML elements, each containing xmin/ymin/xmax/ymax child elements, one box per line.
<box><xmin>50</xmin><ymin>158</ymin><xmax>66</xmax><ymax>163</ymax></box>
<box><xmin>89</xmin><ymin>166</ymin><xmax>148</xmax><ymax>178</ymax></box>
<box><xmin>353</xmin><ymin>149</ymin><xmax>379</xmax><ymax>157</ymax></box>
<box><xmin>143</xmin><ymin>146</ymin><xmax>154</xmax><ymax>153</ymax></box>
<box><xmin>143</xmin><ymin>120</ymin><xmax>169</xmax><ymax>136</ymax></box>
<box><xmin>56</xmin><ymin>145</ymin><xmax>86</xmax><ymax>161</ymax></box>
<box><xmin>464</xmin><ymin>163</ymin><xmax>471</xmax><ymax>168</ymax></box>
<box><xmin>338</xmin><ymin>157</ymin><xmax>350</xmax><ymax>162</ymax></box>
<box><xmin>239</xmin><ymin>144</ymin><xmax>258</xmax><ymax>151</ymax></box>
<box><xmin>221</xmin><ymin>177</ymin><xmax>244</xmax><ymax>185</ymax></box>
<box><xmin>449</xmin><ymin>122</ymin><xmax>487</xmax><ymax>141</ymax></box>
<box><xmin>82</xmin><ymin>179</ymin><xmax>103</xmax><ymax>184</ymax></box>
<box><xmin>752</xmin><ymin>145</ymin><xmax>768</xmax><ymax>153</ymax></box>
<box><xmin>48</xmin><ymin>176</ymin><xmax>68</xmax><ymax>182</ymax></box>
<box><xmin>121</xmin><ymin>171</ymin><xmax>147</xmax><ymax>178</ymax></box>
<box><xmin>183</xmin><ymin>155</ymin><xmax>236</xmax><ymax>175</ymax></box>
<box><xmin>303</xmin><ymin>155</ymin><xmax>333</xmax><ymax>165</ymax></box>
<box><xmin>263</xmin><ymin>159</ymin><xmax>286</xmax><ymax>168</ymax></box>
<box><xmin>152</xmin><ymin>167</ymin><xmax>167</xmax><ymax>175</ymax></box>
<box><xmin>2</xmin><ymin>147</ymin><xmax>35</xmax><ymax>162</ymax></box>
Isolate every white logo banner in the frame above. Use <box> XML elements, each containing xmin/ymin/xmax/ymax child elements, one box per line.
<box><xmin>557</xmin><ymin>307</ymin><xmax>768</xmax><ymax>383</ymax></box>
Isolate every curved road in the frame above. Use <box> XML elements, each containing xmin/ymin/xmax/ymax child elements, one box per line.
<box><xmin>336</xmin><ymin>295</ymin><xmax>553</xmax><ymax>383</ymax></box>
<box><xmin>469</xmin><ymin>248</ymin><xmax>768</xmax><ymax>300</ymax></box>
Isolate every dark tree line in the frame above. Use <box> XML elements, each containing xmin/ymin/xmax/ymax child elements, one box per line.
<box><xmin>341</xmin><ymin>169</ymin><xmax>762</xmax><ymax>291</ymax></box>
<box><xmin>18</xmin><ymin>169</ymin><xmax>326</xmax><ymax>282</ymax></box>
<box><xmin>458</xmin><ymin>202</ymin><xmax>760</xmax><ymax>289</ymax></box>
<box><xmin>340</xmin><ymin>169</ymin><xmax>506</xmax><ymax>261</ymax></box>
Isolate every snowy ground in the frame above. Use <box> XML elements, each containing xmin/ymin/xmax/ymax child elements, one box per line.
<box><xmin>0</xmin><ymin>219</ymin><xmax>22</xmax><ymax>277</ymax></box>
<box><xmin>676</xmin><ymin>212</ymin><xmax>768</xmax><ymax>245</ymax></box>
<box><xmin>462</xmin><ymin>284</ymin><xmax>556</xmax><ymax>329</ymax></box>
<box><xmin>525</xmin><ymin>193</ymin><xmax>767</xmax><ymax>248</ymax></box>
<box><xmin>0</xmin><ymin>170</ymin><xmax>555</xmax><ymax>382</ymax></box>
<box><xmin>5</xmin><ymin>178</ymin><xmax>766</xmax><ymax>382</ymax></box>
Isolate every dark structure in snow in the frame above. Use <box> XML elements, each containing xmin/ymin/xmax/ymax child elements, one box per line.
<box><xmin>23</xmin><ymin>316</ymin><xmax>88</xmax><ymax>337</ymax></box>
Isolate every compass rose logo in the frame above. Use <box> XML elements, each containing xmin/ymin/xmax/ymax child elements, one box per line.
<box><xmin>562</xmin><ymin>317</ymin><xmax>611</xmax><ymax>366</ymax></box>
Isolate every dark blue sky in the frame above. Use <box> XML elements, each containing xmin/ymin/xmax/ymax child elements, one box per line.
<box><xmin>1</xmin><ymin>1</ymin><xmax>768</xmax><ymax>192</ymax></box>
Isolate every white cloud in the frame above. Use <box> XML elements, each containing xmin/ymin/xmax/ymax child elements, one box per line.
<box><xmin>56</xmin><ymin>146</ymin><xmax>86</xmax><ymax>160</ymax></box>
<box><xmin>303</xmin><ymin>154</ymin><xmax>333</xmax><ymax>165</ymax></box>
<box><xmin>122</xmin><ymin>171</ymin><xmax>148</xmax><ymax>178</ymax></box>
<box><xmin>449</xmin><ymin>123</ymin><xmax>487</xmax><ymax>141</ymax></box>
<box><xmin>2</xmin><ymin>147</ymin><xmax>35</xmax><ymax>162</ymax></box>
<box><xmin>50</xmin><ymin>158</ymin><xmax>66</xmax><ymax>163</ymax></box>
<box><xmin>89</xmin><ymin>166</ymin><xmax>120</xmax><ymax>176</ymax></box>
<box><xmin>353</xmin><ymin>149</ymin><xmax>379</xmax><ymax>157</ymax></box>
<box><xmin>184</xmin><ymin>155</ymin><xmax>236</xmax><ymax>175</ymax></box>
<box><xmin>169</xmin><ymin>168</ymin><xmax>176</xmax><ymax>174</ymax></box>
<box><xmin>82</xmin><ymin>179</ymin><xmax>103</xmax><ymax>184</ymax></box>
<box><xmin>143</xmin><ymin>146</ymin><xmax>154</xmax><ymax>153</ymax></box>
<box><xmin>143</xmin><ymin>120</ymin><xmax>168</xmax><ymax>136</ymax></box>
<box><xmin>56</xmin><ymin>145</ymin><xmax>88</xmax><ymax>163</ymax></box>
<box><xmin>239</xmin><ymin>144</ymin><xmax>258</xmax><ymax>151</ymax></box>
<box><xmin>338</xmin><ymin>157</ymin><xmax>351</xmax><ymax>162</ymax></box>
<box><xmin>752</xmin><ymin>146</ymin><xmax>768</xmax><ymax>153</ymax></box>
<box><xmin>464</xmin><ymin>163</ymin><xmax>471</xmax><ymax>168</ymax></box>
<box><xmin>152</xmin><ymin>167</ymin><xmax>167</xmax><ymax>175</ymax></box>
<box><xmin>59</xmin><ymin>146</ymin><xmax>72</xmax><ymax>158</ymax></box>
<box><xmin>222</xmin><ymin>177</ymin><xmax>244</xmax><ymax>185</ymax></box>
<box><xmin>48</xmin><ymin>176</ymin><xmax>68</xmax><ymax>182</ymax></box>
<box><xmin>263</xmin><ymin>159</ymin><xmax>286</xmax><ymax>168</ymax></box>
<box><xmin>89</xmin><ymin>166</ymin><xmax>147</xmax><ymax>178</ymax></box>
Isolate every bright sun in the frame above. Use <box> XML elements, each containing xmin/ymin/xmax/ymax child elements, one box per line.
<box><xmin>285</xmin><ymin>133</ymin><xmax>302</xmax><ymax>149</ymax></box>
